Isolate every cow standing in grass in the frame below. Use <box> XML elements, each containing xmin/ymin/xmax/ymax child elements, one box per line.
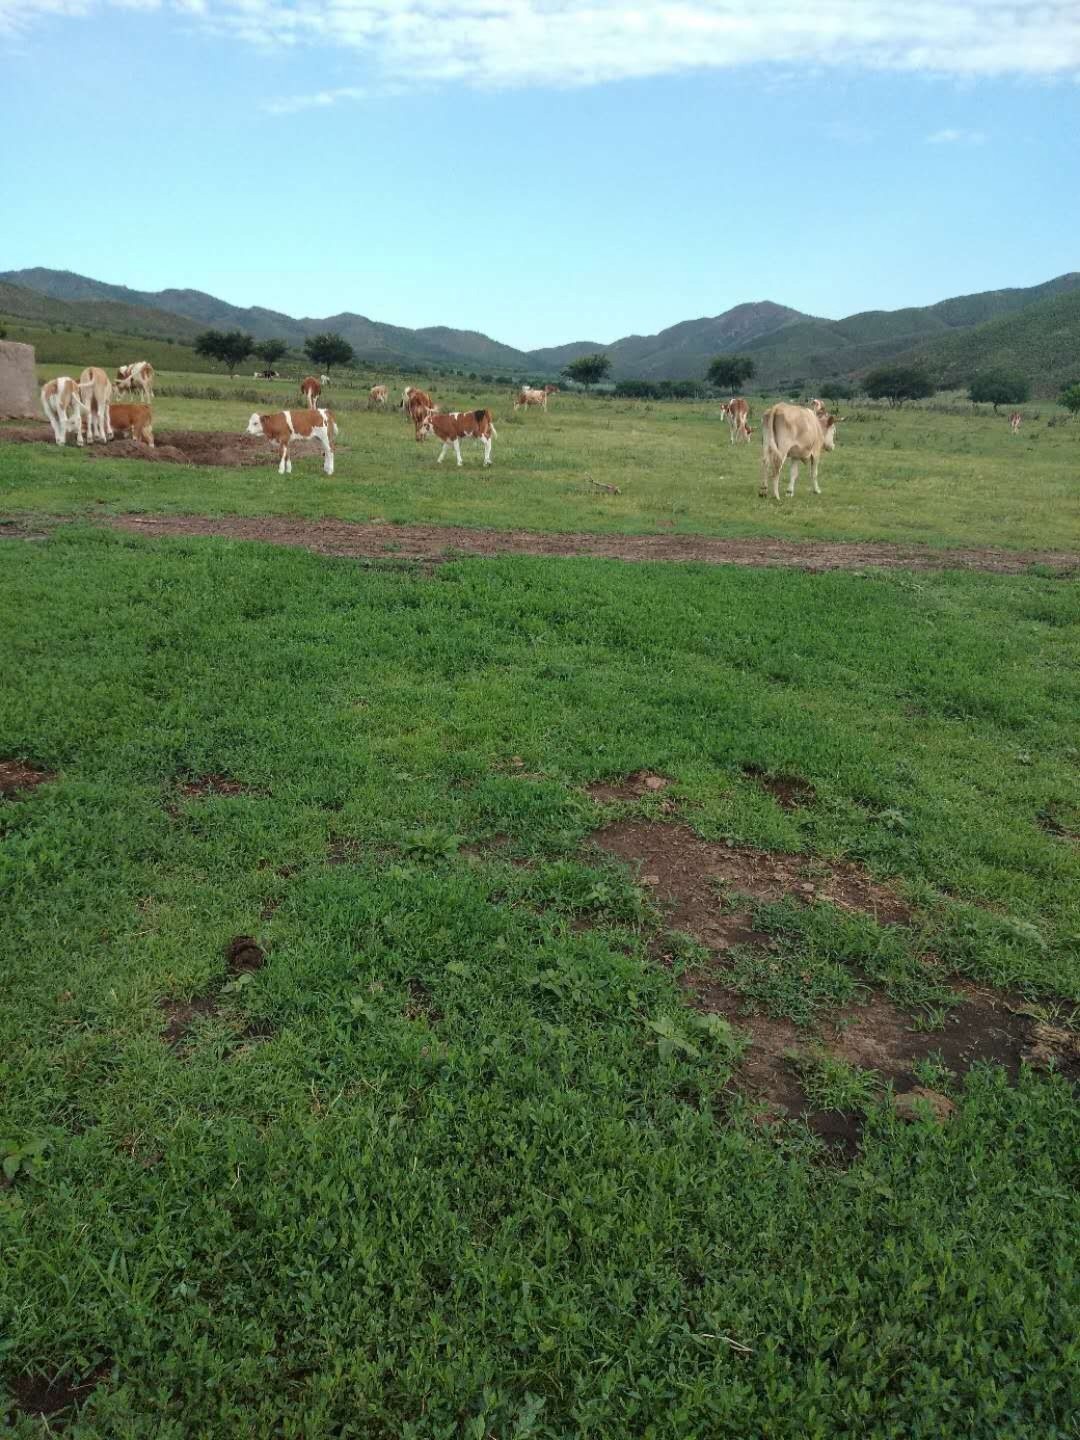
<box><xmin>417</xmin><ymin>408</ymin><xmax>497</xmax><ymax>467</ymax></box>
<box><xmin>246</xmin><ymin>408</ymin><xmax>337</xmax><ymax>475</ymax></box>
<box><xmin>41</xmin><ymin>377</ymin><xmax>88</xmax><ymax>445</ymax></box>
<box><xmin>1009</xmin><ymin>411</ymin><xmax>1022</xmax><ymax>434</ymax></box>
<box><xmin>116</xmin><ymin>361</ymin><xmax>154</xmax><ymax>401</ymax></box>
<box><xmin>300</xmin><ymin>376</ymin><xmax>321</xmax><ymax>410</ymax></box>
<box><xmin>109</xmin><ymin>403</ymin><xmax>155</xmax><ymax>448</ymax></box>
<box><xmin>79</xmin><ymin>367</ymin><xmax>113</xmax><ymax>443</ymax></box>
<box><xmin>721</xmin><ymin>397</ymin><xmax>751</xmax><ymax>444</ymax></box>
<box><xmin>368</xmin><ymin>384</ymin><xmax>389</xmax><ymax>409</ymax></box>
<box><xmin>760</xmin><ymin>403</ymin><xmax>838</xmax><ymax>499</ymax></box>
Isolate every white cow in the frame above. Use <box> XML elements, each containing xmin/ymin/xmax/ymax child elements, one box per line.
<box><xmin>78</xmin><ymin>367</ymin><xmax>113</xmax><ymax>443</ymax></box>
<box><xmin>41</xmin><ymin>377</ymin><xmax>88</xmax><ymax>446</ymax></box>
<box><xmin>116</xmin><ymin>361</ymin><xmax>155</xmax><ymax>401</ymax></box>
<box><xmin>760</xmin><ymin>403</ymin><xmax>839</xmax><ymax>499</ymax></box>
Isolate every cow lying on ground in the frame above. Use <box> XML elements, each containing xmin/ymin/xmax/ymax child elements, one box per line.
<box><xmin>246</xmin><ymin>408</ymin><xmax>337</xmax><ymax>475</ymax></box>
<box><xmin>41</xmin><ymin>377</ymin><xmax>88</xmax><ymax>445</ymax></box>
<box><xmin>720</xmin><ymin>396</ymin><xmax>751</xmax><ymax>444</ymax></box>
<box><xmin>116</xmin><ymin>361</ymin><xmax>155</xmax><ymax>401</ymax></box>
<box><xmin>368</xmin><ymin>384</ymin><xmax>389</xmax><ymax>409</ymax></box>
<box><xmin>300</xmin><ymin>375</ymin><xmax>321</xmax><ymax>409</ymax></box>
<box><xmin>514</xmin><ymin>385</ymin><xmax>558</xmax><ymax>411</ymax></box>
<box><xmin>417</xmin><ymin>408</ymin><xmax>496</xmax><ymax>467</ymax></box>
<box><xmin>79</xmin><ymin>367</ymin><xmax>113</xmax><ymax>443</ymax></box>
<box><xmin>109</xmin><ymin>403</ymin><xmax>155</xmax><ymax>447</ymax></box>
<box><xmin>760</xmin><ymin>403</ymin><xmax>838</xmax><ymax>499</ymax></box>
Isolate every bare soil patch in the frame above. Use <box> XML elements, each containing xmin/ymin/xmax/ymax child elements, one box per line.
<box><xmin>159</xmin><ymin>995</ymin><xmax>220</xmax><ymax>1049</ymax></box>
<box><xmin>99</xmin><ymin>514</ymin><xmax>1079</xmax><ymax>576</ymax></box>
<box><xmin>403</xmin><ymin>978</ymin><xmax>443</xmax><ymax>1025</ymax></box>
<box><xmin>1038</xmin><ymin>810</ymin><xmax>1079</xmax><ymax>842</ymax></box>
<box><xmin>226</xmin><ymin>935</ymin><xmax>266</xmax><ymax>973</ymax></box>
<box><xmin>742</xmin><ymin>764</ymin><xmax>816</xmax><ymax>810</ymax></box>
<box><xmin>4</xmin><ymin>1360</ymin><xmax>111</xmax><ymax>1421</ymax></box>
<box><xmin>586</xmin><ymin>770</ymin><xmax>672</xmax><ymax>803</ymax></box>
<box><xmin>0</xmin><ymin>759</ymin><xmax>56</xmax><ymax>797</ymax></box>
<box><xmin>178</xmin><ymin>773</ymin><xmax>263</xmax><ymax>799</ymax></box>
<box><xmin>0</xmin><ymin>424</ymin><xmax>282</xmax><ymax>468</ymax></box>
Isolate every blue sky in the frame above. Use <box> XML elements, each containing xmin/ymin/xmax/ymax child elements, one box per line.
<box><xmin>3</xmin><ymin>1</ymin><xmax>1078</xmax><ymax>351</ymax></box>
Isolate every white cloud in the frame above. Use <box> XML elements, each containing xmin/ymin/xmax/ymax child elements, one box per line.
<box><xmin>4</xmin><ymin>0</ymin><xmax>1080</xmax><ymax>89</ymax></box>
<box><xmin>927</xmin><ymin>128</ymin><xmax>987</xmax><ymax>144</ymax></box>
<box><xmin>263</xmin><ymin>85</ymin><xmax>367</xmax><ymax>114</ymax></box>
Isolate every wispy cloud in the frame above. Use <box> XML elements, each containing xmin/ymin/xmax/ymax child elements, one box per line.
<box><xmin>263</xmin><ymin>85</ymin><xmax>367</xmax><ymax>115</ymax></box>
<box><xmin>4</xmin><ymin>1</ymin><xmax>1080</xmax><ymax>90</ymax></box>
<box><xmin>927</xmin><ymin>127</ymin><xmax>987</xmax><ymax>144</ymax></box>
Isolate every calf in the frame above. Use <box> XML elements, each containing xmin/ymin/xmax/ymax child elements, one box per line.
<box><xmin>109</xmin><ymin>402</ymin><xmax>155</xmax><ymax>447</ymax></box>
<box><xmin>720</xmin><ymin>396</ymin><xmax>751</xmax><ymax>444</ymax></box>
<box><xmin>1009</xmin><ymin>411</ymin><xmax>1022</xmax><ymax>434</ymax></box>
<box><xmin>514</xmin><ymin>385</ymin><xmax>558</xmax><ymax>411</ymax></box>
<box><xmin>319</xmin><ymin>374</ymin><xmax>331</xmax><ymax>385</ymax></box>
<box><xmin>116</xmin><ymin>361</ymin><xmax>155</xmax><ymax>401</ymax></box>
<box><xmin>417</xmin><ymin>408</ymin><xmax>497</xmax><ymax>467</ymax></box>
<box><xmin>407</xmin><ymin>390</ymin><xmax>437</xmax><ymax>435</ymax></box>
<box><xmin>246</xmin><ymin>407</ymin><xmax>337</xmax><ymax>475</ymax></box>
<box><xmin>368</xmin><ymin>384</ymin><xmax>389</xmax><ymax>409</ymax></box>
<box><xmin>401</xmin><ymin>385</ymin><xmax>433</xmax><ymax>418</ymax></box>
<box><xmin>41</xmin><ymin>377</ymin><xmax>88</xmax><ymax>446</ymax></box>
<box><xmin>760</xmin><ymin>403</ymin><xmax>838</xmax><ymax>499</ymax></box>
<box><xmin>79</xmin><ymin>366</ymin><xmax>113</xmax><ymax>443</ymax></box>
<box><xmin>299</xmin><ymin>375</ymin><xmax>321</xmax><ymax>409</ymax></box>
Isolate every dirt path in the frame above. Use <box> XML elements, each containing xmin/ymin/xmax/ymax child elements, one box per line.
<box><xmin>88</xmin><ymin>514</ymin><xmax>1079</xmax><ymax>575</ymax></box>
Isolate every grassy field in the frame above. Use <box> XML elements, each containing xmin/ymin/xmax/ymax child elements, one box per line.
<box><xmin>3</xmin><ymin>366</ymin><xmax>1078</xmax><ymax>550</ymax></box>
<box><xmin>2</xmin><ymin>522</ymin><xmax>1079</xmax><ymax>1436</ymax></box>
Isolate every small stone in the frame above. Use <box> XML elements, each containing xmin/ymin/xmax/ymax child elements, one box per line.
<box><xmin>643</xmin><ymin>874</ymin><xmax>661</xmax><ymax>886</ymax></box>
<box><xmin>894</xmin><ymin>1087</ymin><xmax>955</xmax><ymax>1124</ymax></box>
<box><xmin>799</xmin><ymin>882</ymin><xmax>815</xmax><ymax>893</ymax></box>
<box><xmin>644</xmin><ymin>776</ymin><xmax>666</xmax><ymax>791</ymax></box>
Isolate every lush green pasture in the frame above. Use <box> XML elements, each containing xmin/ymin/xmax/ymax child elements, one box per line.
<box><xmin>2</xmin><ymin>528</ymin><xmax>1078</xmax><ymax>1436</ymax></box>
<box><xmin>5</xmin><ymin>368</ymin><xmax>1078</xmax><ymax>550</ymax></box>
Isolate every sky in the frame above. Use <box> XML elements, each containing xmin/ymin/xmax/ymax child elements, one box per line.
<box><xmin>3</xmin><ymin>1</ymin><xmax>1079</xmax><ymax>351</ymax></box>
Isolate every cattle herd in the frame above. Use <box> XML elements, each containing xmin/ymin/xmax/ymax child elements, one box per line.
<box><xmin>35</xmin><ymin>364</ymin><xmax>1025</xmax><ymax>497</ymax></box>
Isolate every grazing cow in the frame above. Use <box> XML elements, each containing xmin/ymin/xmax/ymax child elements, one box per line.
<box><xmin>402</xmin><ymin>385</ymin><xmax>433</xmax><ymax>417</ymax></box>
<box><xmin>299</xmin><ymin>375</ymin><xmax>321</xmax><ymax>409</ymax></box>
<box><xmin>246</xmin><ymin>407</ymin><xmax>337</xmax><ymax>475</ymax></box>
<box><xmin>760</xmin><ymin>403</ymin><xmax>839</xmax><ymax>499</ymax></box>
<box><xmin>108</xmin><ymin>403</ymin><xmax>155</xmax><ymax>448</ymax></box>
<box><xmin>253</xmin><ymin>369</ymin><xmax>280</xmax><ymax>380</ymax></box>
<box><xmin>116</xmin><ymin>361</ymin><xmax>155</xmax><ymax>401</ymax></box>
<box><xmin>720</xmin><ymin>396</ymin><xmax>751</xmax><ymax>444</ymax></box>
<box><xmin>1009</xmin><ymin>411</ymin><xmax>1022</xmax><ymax>434</ymax></box>
<box><xmin>807</xmin><ymin>397</ymin><xmax>828</xmax><ymax>416</ymax></box>
<box><xmin>417</xmin><ymin>408</ymin><xmax>497</xmax><ymax>467</ymax></box>
<box><xmin>406</xmin><ymin>389</ymin><xmax>437</xmax><ymax>435</ymax></box>
<box><xmin>319</xmin><ymin>374</ymin><xmax>331</xmax><ymax>385</ymax></box>
<box><xmin>41</xmin><ymin>377</ymin><xmax>88</xmax><ymax>446</ymax></box>
<box><xmin>78</xmin><ymin>366</ymin><xmax>113</xmax><ymax>443</ymax></box>
<box><xmin>368</xmin><ymin>384</ymin><xmax>389</xmax><ymax>409</ymax></box>
<box><xmin>514</xmin><ymin>384</ymin><xmax>559</xmax><ymax>411</ymax></box>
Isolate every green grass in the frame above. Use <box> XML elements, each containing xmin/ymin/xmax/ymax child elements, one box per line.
<box><xmin>1</xmin><ymin>529</ymin><xmax>1078</xmax><ymax>1436</ymax></box>
<box><xmin>4</xmin><ymin>373</ymin><xmax>1079</xmax><ymax>550</ymax></box>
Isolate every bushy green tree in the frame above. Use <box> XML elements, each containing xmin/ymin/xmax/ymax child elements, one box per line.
<box><xmin>562</xmin><ymin>354</ymin><xmax>611</xmax><ymax>390</ymax></box>
<box><xmin>1059</xmin><ymin>382</ymin><xmax>1080</xmax><ymax>417</ymax></box>
<box><xmin>303</xmin><ymin>333</ymin><xmax>355</xmax><ymax>373</ymax></box>
<box><xmin>194</xmin><ymin>329</ymin><xmax>255</xmax><ymax>377</ymax></box>
<box><xmin>706</xmin><ymin>355</ymin><xmax>756</xmax><ymax>391</ymax></box>
<box><xmin>819</xmin><ymin>380</ymin><xmax>853</xmax><ymax>401</ymax></box>
<box><xmin>968</xmin><ymin>370</ymin><xmax>1030</xmax><ymax>411</ymax></box>
<box><xmin>863</xmin><ymin>365</ymin><xmax>935</xmax><ymax>405</ymax></box>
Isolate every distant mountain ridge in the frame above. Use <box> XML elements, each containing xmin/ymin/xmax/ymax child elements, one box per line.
<box><xmin>3</xmin><ymin>267</ymin><xmax>1078</xmax><ymax>391</ymax></box>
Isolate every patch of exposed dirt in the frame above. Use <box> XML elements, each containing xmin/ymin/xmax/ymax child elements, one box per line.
<box><xmin>226</xmin><ymin>935</ymin><xmax>266</xmax><ymax>973</ymax></box>
<box><xmin>91</xmin><ymin>513</ymin><xmax>1080</xmax><ymax>576</ymax></box>
<box><xmin>403</xmin><ymin>978</ymin><xmax>443</xmax><ymax>1025</ymax></box>
<box><xmin>742</xmin><ymin>764</ymin><xmax>816</xmax><ymax>810</ymax></box>
<box><xmin>3</xmin><ymin>1360</ymin><xmax>111</xmax><ymax>1421</ymax></box>
<box><xmin>0</xmin><ymin>759</ymin><xmax>56</xmax><ymax>797</ymax></box>
<box><xmin>1038</xmin><ymin>810</ymin><xmax>1079</xmax><ymax>842</ymax></box>
<box><xmin>586</xmin><ymin>770</ymin><xmax>672</xmax><ymax>802</ymax></box>
<box><xmin>177</xmin><ymin>773</ymin><xmax>263</xmax><ymax>799</ymax></box>
<box><xmin>0</xmin><ymin>424</ymin><xmax>286</xmax><ymax>468</ymax></box>
<box><xmin>159</xmin><ymin>995</ymin><xmax>220</xmax><ymax>1049</ymax></box>
<box><xmin>0</xmin><ymin>519</ymin><xmax>48</xmax><ymax>542</ymax></box>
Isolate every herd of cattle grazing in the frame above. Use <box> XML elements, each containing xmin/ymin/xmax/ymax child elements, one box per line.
<box><xmin>36</xmin><ymin>364</ymin><xmax>1028</xmax><ymax>497</ymax></box>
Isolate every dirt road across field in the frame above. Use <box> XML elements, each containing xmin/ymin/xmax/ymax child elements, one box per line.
<box><xmin>89</xmin><ymin>514</ymin><xmax>1079</xmax><ymax>575</ymax></box>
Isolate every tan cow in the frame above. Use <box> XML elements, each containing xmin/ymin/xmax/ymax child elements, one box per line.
<box><xmin>246</xmin><ymin>407</ymin><xmax>337</xmax><ymax>475</ymax></box>
<box><xmin>760</xmin><ymin>403</ymin><xmax>838</xmax><ymax>499</ymax></box>
<box><xmin>368</xmin><ymin>384</ymin><xmax>389</xmax><ymax>409</ymax></box>
<box><xmin>109</xmin><ymin>403</ymin><xmax>155</xmax><ymax>447</ymax></box>
<box><xmin>402</xmin><ymin>385</ymin><xmax>433</xmax><ymax>418</ymax></box>
<box><xmin>116</xmin><ymin>361</ymin><xmax>155</xmax><ymax>401</ymax></box>
<box><xmin>299</xmin><ymin>375</ymin><xmax>321</xmax><ymax>410</ymax></box>
<box><xmin>1009</xmin><ymin>411</ymin><xmax>1022</xmax><ymax>434</ymax></box>
<box><xmin>78</xmin><ymin>367</ymin><xmax>113</xmax><ymax>443</ymax></box>
<box><xmin>417</xmin><ymin>408</ymin><xmax>497</xmax><ymax>467</ymax></box>
<box><xmin>41</xmin><ymin>377</ymin><xmax>88</xmax><ymax>445</ymax></box>
<box><xmin>720</xmin><ymin>396</ymin><xmax>751</xmax><ymax>444</ymax></box>
<box><xmin>807</xmin><ymin>397</ymin><xmax>828</xmax><ymax>416</ymax></box>
<box><xmin>406</xmin><ymin>389</ymin><xmax>437</xmax><ymax>435</ymax></box>
<box><xmin>514</xmin><ymin>385</ymin><xmax>559</xmax><ymax>411</ymax></box>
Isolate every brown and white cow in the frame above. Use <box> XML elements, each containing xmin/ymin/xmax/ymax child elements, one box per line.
<box><xmin>407</xmin><ymin>390</ymin><xmax>437</xmax><ymax>435</ymax></box>
<box><xmin>246</xmin><ymin>407</ymin><xmax>337</xmax><ymax>475</ymax></box>
<box><xmin>79</xmin><ymin>367</ymin><xmax>113</xmax><ymax>443</ymax></box>
<box><xmin>368</xmin><ymin>384</ymin><xmax>389</xmax><ymax>409</ymax></box>
<box><xmin>807</xmin><ymin>397</ymin><xmax>828</xmax><ymax>416</ymax></box>
<box><xmin>417</xmin><ymin>408</ymin><xmax>497</xmax><ymax>467</ymax></box>
<box><xmin>41</xmin><ymin>377</ymin><xmax>88</xmax><ymax>446</ymax></box>
<box><xmin>299</xmin><ymin>375</ymin><xmax>321</xmax><ymax>410</ymax></box>
<box><xmin>1009</xmin><ymin>411</ymin><xmax>1022</xmax><ymax>434</ymax></box>
<box><xmin>514</xmin><ymin>385</ymin><xmax>559</xmax><ymax>411</ymax></box>
<box><xmin>402</xmin><ymin>385</ymin><xmax>433</xmax><ymax>419</ymax></box>
<box><xmin>116</xmin><ymin>361</ymin><xmax>155</xmax><ymax>401</ymax></box>
<box><xmin>720</xmin><ymin>396</ymin><xmax>751</xmax><ymax>444</ymax></box>
<box><xmin>760</xmin><ymin>403</ymin><xmax>838</xmax><ymax>499</ymax></box>
<box><xmin>109</xmin><ymin>403</ymin><xmax>155</xmax><ymax>447</ymax></box>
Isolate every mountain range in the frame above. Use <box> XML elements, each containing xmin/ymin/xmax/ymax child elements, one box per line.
<box><xmin>3</xmin><ymin>267</ymin><xmax>1078</xmax><ymax>392</ymax></box>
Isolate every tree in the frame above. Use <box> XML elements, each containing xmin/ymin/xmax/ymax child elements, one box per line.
<box><xmin>194</xmin><ymin>328</ymin><xmax>255</xmax><ymax>377</ymax></box>
<box><xmin>1059</xmin><ymin>382</ymin><xmax>1080</xmax><ymax>418</ymax></box>
<box><xmin>706</xmin><ymin>354</ymin><xmax>756</xmax><ymax>391</ymax></box>
<box><xmin>562</xmin><ymin>353</ymin><xmax>611</xmax><ymax>390</ymax></box>
<box><xmin>253</xmin><ymin>338</ymin><xmax>288</xmax><ymax>371</ymax></box>
<box><xmin>819</xmin><ymin>380</ymin><xmax>853</xmax><ymax>401</ymax></box>
<box><xmin>303</xmin><ymin>333</ymin><xmax>355</xmax><ymax>373</ymax></box>
<box><xmin>968</xmin><ymin>370</ymin><xmax>1030</xmax><ymax>411</ymax></box>
<box><xmin>862</xmin><ymin>365</ymin><xmax>935</xmax><ymax>405</ymax></box>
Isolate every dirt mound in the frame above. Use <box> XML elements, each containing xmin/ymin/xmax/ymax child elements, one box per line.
<box><xmin>0</xmin><ymin>424</ymin><xmax>53</xmax><ymax>444</ymax></box>
<box><xmin>0</xmin><ymin>423</ymin><xmax>283</xmax><ymax>468</ymax></box>
<box><xmin>177</xmin><ymin>774</ymin><xmax>263</xmax><ymax>799</ymax></box>
<box><xmin>0</xmin><ymin>759</ymin><xmax>56</xmax><ymax>797</ymax></box>
<box><xmin>587</xmin><ymin>770</ymin><xmax>672</xmax><ymax>802</ymax></box>
<box><xmin>4</xmin><ymin>1360</ymin><xmax>111</xmax><ymax>1421</ymax></box>
<box><xmin>226</xmin><ymin>935</ymin><xmax>266</xmax><ymax>973</ymax></box>
<box><xmin>100</xmin><ymin>514</ymin><xmax>1080</xmax><ymax>576</ymax></box>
